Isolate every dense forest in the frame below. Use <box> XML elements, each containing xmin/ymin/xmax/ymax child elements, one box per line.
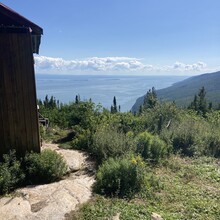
<box><xmin>132</xmin><ymin>70</ymin><xmax>220</xmax><ymax>112</ymax></box>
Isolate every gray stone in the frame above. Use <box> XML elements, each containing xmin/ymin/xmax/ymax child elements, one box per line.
<box><xmin>151</xmin><ymin>212</ymin><xmax>164</xmax><ymax>220</ymax></box>
<box><xmin>0</xmin><ymin>143</ymin><xmax>95</xmax><ymax>220</ymax></box>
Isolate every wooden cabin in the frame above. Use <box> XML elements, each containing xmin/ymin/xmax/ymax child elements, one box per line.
<box><xmin>0</xmin><ymin>3</ymin><xmax>43</xmax><ymax>159</ymax></box>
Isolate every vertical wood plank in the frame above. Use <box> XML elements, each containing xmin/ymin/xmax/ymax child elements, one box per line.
<box><xmin>0</xmin><ymin>31</ymin><xmax>40</xmax><ymax>159</ymax></box>
<box><xmin>0</xmin><ymin>33</ymin><xmax>11</xmax><ymax>156</ymax></box>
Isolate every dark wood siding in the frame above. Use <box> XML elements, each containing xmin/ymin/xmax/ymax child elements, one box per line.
<box><xmin>0</xmin><ymin>31</ymin><xmax>40</xmax><ymax>158</ymax></box>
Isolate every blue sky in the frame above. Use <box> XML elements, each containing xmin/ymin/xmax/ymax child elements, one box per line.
<box><xmin>2</xmin><ymin>0</ymin><xmax>220</xmax><ymax>75</ymax></box>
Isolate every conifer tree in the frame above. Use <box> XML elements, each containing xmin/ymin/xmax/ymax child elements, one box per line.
<box><xmin>44</xmin><ymin>95</ymin><xmax>49</xmax><ymax>108</ymax></box>
<box><xmin>111</xmin><ymin>96</ymin><xmax>118</xmax><ymax>113</ymax></box>
<box><xmin>49</xmin><ymin>96</ymin><xmax>56</xmax><ymax>109</ymax></box>
<box><xmin>188</xmin><ymin>95</ymin><xmax>198</xmax><ymax>110</ymax></box>
<box><xmin>198</xmin><ymin>86</ymin><xmax>207</xmax><ymax>115</ymax></box>
<box><xmin>143</xmin><ymin>87</ymin><xmax>157</xmax><ymax>109</ymax></box>
<box><xmin>188</xmin><ymin>86</ymin><xmax>207</xmax><ymax>116</ymax></box>
<box><xmin>75</xmin><ymin>95</ymin><xmax>79</xmax><ymax>104</ymax></box>
<box><xmin>138</xmin><ymin>105</ymin><xmax>143</xmax><ymax>114</ymax></box>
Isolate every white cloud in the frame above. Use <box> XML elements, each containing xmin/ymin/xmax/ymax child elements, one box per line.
<box><xmin>34</xmin><ymin>56</ymin><xmax>145</xmax><ymax>73</ymax></box>
<box><xmin>168</xmin><ymin>61</ymin><xmax>207</xmax><ymax>72</ymax></box>
<box><xmin>34</xmin><ymin>55</ymin><xmax>209</xmax><ymax>74</ymax></box>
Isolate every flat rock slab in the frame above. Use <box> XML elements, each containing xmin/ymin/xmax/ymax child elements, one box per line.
<box><xmin>0</xmin><ymin>143</ymin><xmax>95</xmax><ymax>220</ymax></box>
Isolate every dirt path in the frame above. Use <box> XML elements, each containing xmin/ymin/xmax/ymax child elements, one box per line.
<box><xmin>0</xmin><ymin>143</ymin><xmax>95</xmax><ymax>220</ymax></box>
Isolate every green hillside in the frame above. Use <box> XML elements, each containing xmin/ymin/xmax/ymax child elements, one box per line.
<box><xmin>132</xmin><ymin>71</ymin><xmax>220</xmax><ymax>112</ymax></box>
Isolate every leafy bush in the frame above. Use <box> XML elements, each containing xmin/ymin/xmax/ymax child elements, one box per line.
<box><xmin>90</xmin><ymin>126</ymin><xmax>135</xmax><ymax>163</ymax></box>
<box><xmin>170</xmin><ymin>117</ymin><xmax>210</xmax><ymax>156</ymax></box>
<box><xmin>0</xmin><ymin>149</ymin><xmax>68</xmax><ymax>195</ymax></box>
<box><xmin>136</xmin><ymin>131</ymin><xmax>168</xmax><ymax>163</ymax></box>
<box><xmin>95</xmin><ymin>156</ymin><xmax>145</xmax><ymax>197</ymax></box>
<box><xmin>25</xmin><ymin>149</ymin><xmax>68</xmax><ymax>184</ymax></box>
<box><xmin>0</xmin><ymin>150</ymin><xmax>25</xmax><ymax>194</ymax></box>
<box><xmin>140</xmin><ymin>102</ymin><xmax>180</xmax><ymax>134</ymax></box>
<box><xmin>203</xmin><ymin>131</ymin><xmax>220</xmax><ymax>157</ymax></box>
<box><xmin>71</xmin><ymin>125</ymin><xmax>92</xmax><ymax>150</ymax></box>
<box><xmin>172</xmin><ymin>129</ymin><xmax>196</xmax><ymax>157</ymax></box>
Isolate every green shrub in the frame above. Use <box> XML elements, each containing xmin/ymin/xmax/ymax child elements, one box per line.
<box><xmin>71</xmin><ymin>126</ymin><xmax>92</xmax><ymax>150</ymax></box>
<box><xmin>0</xmin><ymin>150</ymin><xmax>25</xmax><ymax>194</ymax></box>
<box><xmin>204</xmin><ymin>131</ymin><xmax>220</xmax><ymax>157</ymax></box>
<box><xmin>25</xmin><ymin>149</ymin><xmax>68</xmax><ymax>184</ymax></box>
<box><xmin>140</xmin><ymin>102</ymin><xmax>180</xmax><ymax>134</ymax></box>
<box><xmin>95</xmin><ymin>156</ymin><xmax>145</xmax><ymax>197</ymax></box>
<box><xmin>171</xmin><ymin>118</ymin><xmax>209</xmax><ymax>156</ymax></box>
<box><xmin>90</xmin><ymin>126</ymin><xmax>135</xmax><ymax>163</ymax></box>
<box><xmin>136</xmin><ymin>131</ymin><xmax>168</xmax><ymax>163</ymax></box>
<box><xmin>172</xmin><ymin>130</ymin><xmax>196</xmax><ymax>157</ymax></box>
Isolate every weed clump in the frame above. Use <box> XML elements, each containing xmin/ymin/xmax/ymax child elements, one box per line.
<box><xmin>95</xmin><ymin>156</ymin><xmax>145</xmax><ymax>198</ymax></box>
<box><xmin>90</xmin><ymin>126</ymin><xmax>135</xmax><ymax>163</ymax></box>
<box><xmin>24</xmin><ymin>149</ymin><xmax>68</xmax><ymax>184</ymax></box>
<box><xmin>136</xmin><ymin>131</ymin><xmax>168</xmax><ymax>163</ymax></box>
<box><xmin>0</xmin><ymin>150</ymin><xmax>25</xmax><ymax>194</ymax></box>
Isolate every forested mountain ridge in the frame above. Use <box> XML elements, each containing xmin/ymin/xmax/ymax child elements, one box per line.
<box><xmin>132</xmin><ymin>71</ymin><xmax>220</xmax><ymax>112</ymax></box>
